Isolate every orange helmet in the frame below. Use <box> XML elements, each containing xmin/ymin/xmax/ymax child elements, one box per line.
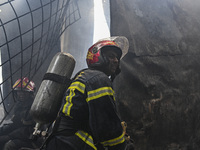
<box><xmin>13</xmin><ymin>77</ymin><xmax>35</xmax><ymax>92</ymax></box>
<box><xmin>86</xmin><ymin>36</ymin><xmax>129</xmax><ymax>68</ymax></box>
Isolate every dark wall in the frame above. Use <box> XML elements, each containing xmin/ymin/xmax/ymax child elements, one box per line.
<box><xmin>111</xmin><ymin>0</ymin><xmax>200</xmax><ymax>149</ymax></box>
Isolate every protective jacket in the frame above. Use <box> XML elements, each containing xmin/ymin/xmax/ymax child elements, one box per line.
<box><xmin>0</xmin><ymin>97</ymin><xmax>40</xmax><ymax>150</ymax></box>
<box><xmin>46</xmin><ymin>68</ymin><xmax>125</xmax><ymax>150</ymax></box>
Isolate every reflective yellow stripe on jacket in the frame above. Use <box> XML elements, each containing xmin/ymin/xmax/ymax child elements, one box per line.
<box><xmin>62</xmin><ymin>81</ymin><xmax>85</xmax><ymax>117</ymax></box>
<box><xmin>68</xmin><ymin>81</ymin><xmax>85</xmax><ymax>94</ymax></box>
<box><xmin>101</xmin><ymin>133</ymin><xmax>125</xmax><ymax>147</ymax></box>
<box><xmin>75</xmin><ymin>130</ymin><xmax>97</xmax><ymax>150</ymax></box>
<box><xmin>86</xmin><ymin>87</ymin><xmax>115</xmax><ymax>102</ymax></box>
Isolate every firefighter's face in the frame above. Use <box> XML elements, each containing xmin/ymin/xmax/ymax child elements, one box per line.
<box><xmin>102</xmin><ymin>48</ymin><xmax>120</xmax><ymax>76</ymax></box>
<box><xmin>15</xmin><ymin>91</ymin><xmax>31</xmax><ymax>101</ymax></box>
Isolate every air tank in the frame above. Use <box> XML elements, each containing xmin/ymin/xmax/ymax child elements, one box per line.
<box><xmin>30</xmin><ymin>52</ymin><xmax>75</xmax><ymax>124</ymax></box>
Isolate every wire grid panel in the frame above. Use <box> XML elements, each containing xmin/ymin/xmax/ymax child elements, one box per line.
<box><xmin>0</xmin><ymin>0</ymin><xmax>80</xmax><ymax>124</ymax></box>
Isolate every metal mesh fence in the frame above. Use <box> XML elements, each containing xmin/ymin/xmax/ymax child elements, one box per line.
<box><xmin>0</xmin><ymin>0</ymin><xmax>80</xmax><ymax>124</ymax></box>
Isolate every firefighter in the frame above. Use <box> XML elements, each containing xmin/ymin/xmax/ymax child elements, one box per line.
<box><xmin>0</xmin><ymin>77</ymin><xmax>41</xmax><ymax>150</ymax></box>
<box><xmin>44</xmin><ymin>36</ymin><xmax>129</xmax><ymax>150</ymax></box>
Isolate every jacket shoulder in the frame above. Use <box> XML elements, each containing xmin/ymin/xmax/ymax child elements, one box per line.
<box><xmin>74</xmin><ymin>69</ymin><xmax>107</xmax><ymax>82</ymax></box>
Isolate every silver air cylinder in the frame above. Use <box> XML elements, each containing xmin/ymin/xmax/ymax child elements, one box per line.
<box><xmin>30</xmin><ymin>52</ymin><xmax>75</xmax><ymax>124</ymax></box>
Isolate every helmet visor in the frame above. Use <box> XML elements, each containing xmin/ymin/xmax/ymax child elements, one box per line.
<box><xmin>97</xmin><ymin>36</ymin><xmax>129</xmax><ymax>59</ymax></box>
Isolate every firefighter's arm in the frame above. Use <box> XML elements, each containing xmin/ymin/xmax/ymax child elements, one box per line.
<box><xmin>88</xmin><ymin>96</ymin><xmax>126</xmax><ymax>149</ymax></box>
